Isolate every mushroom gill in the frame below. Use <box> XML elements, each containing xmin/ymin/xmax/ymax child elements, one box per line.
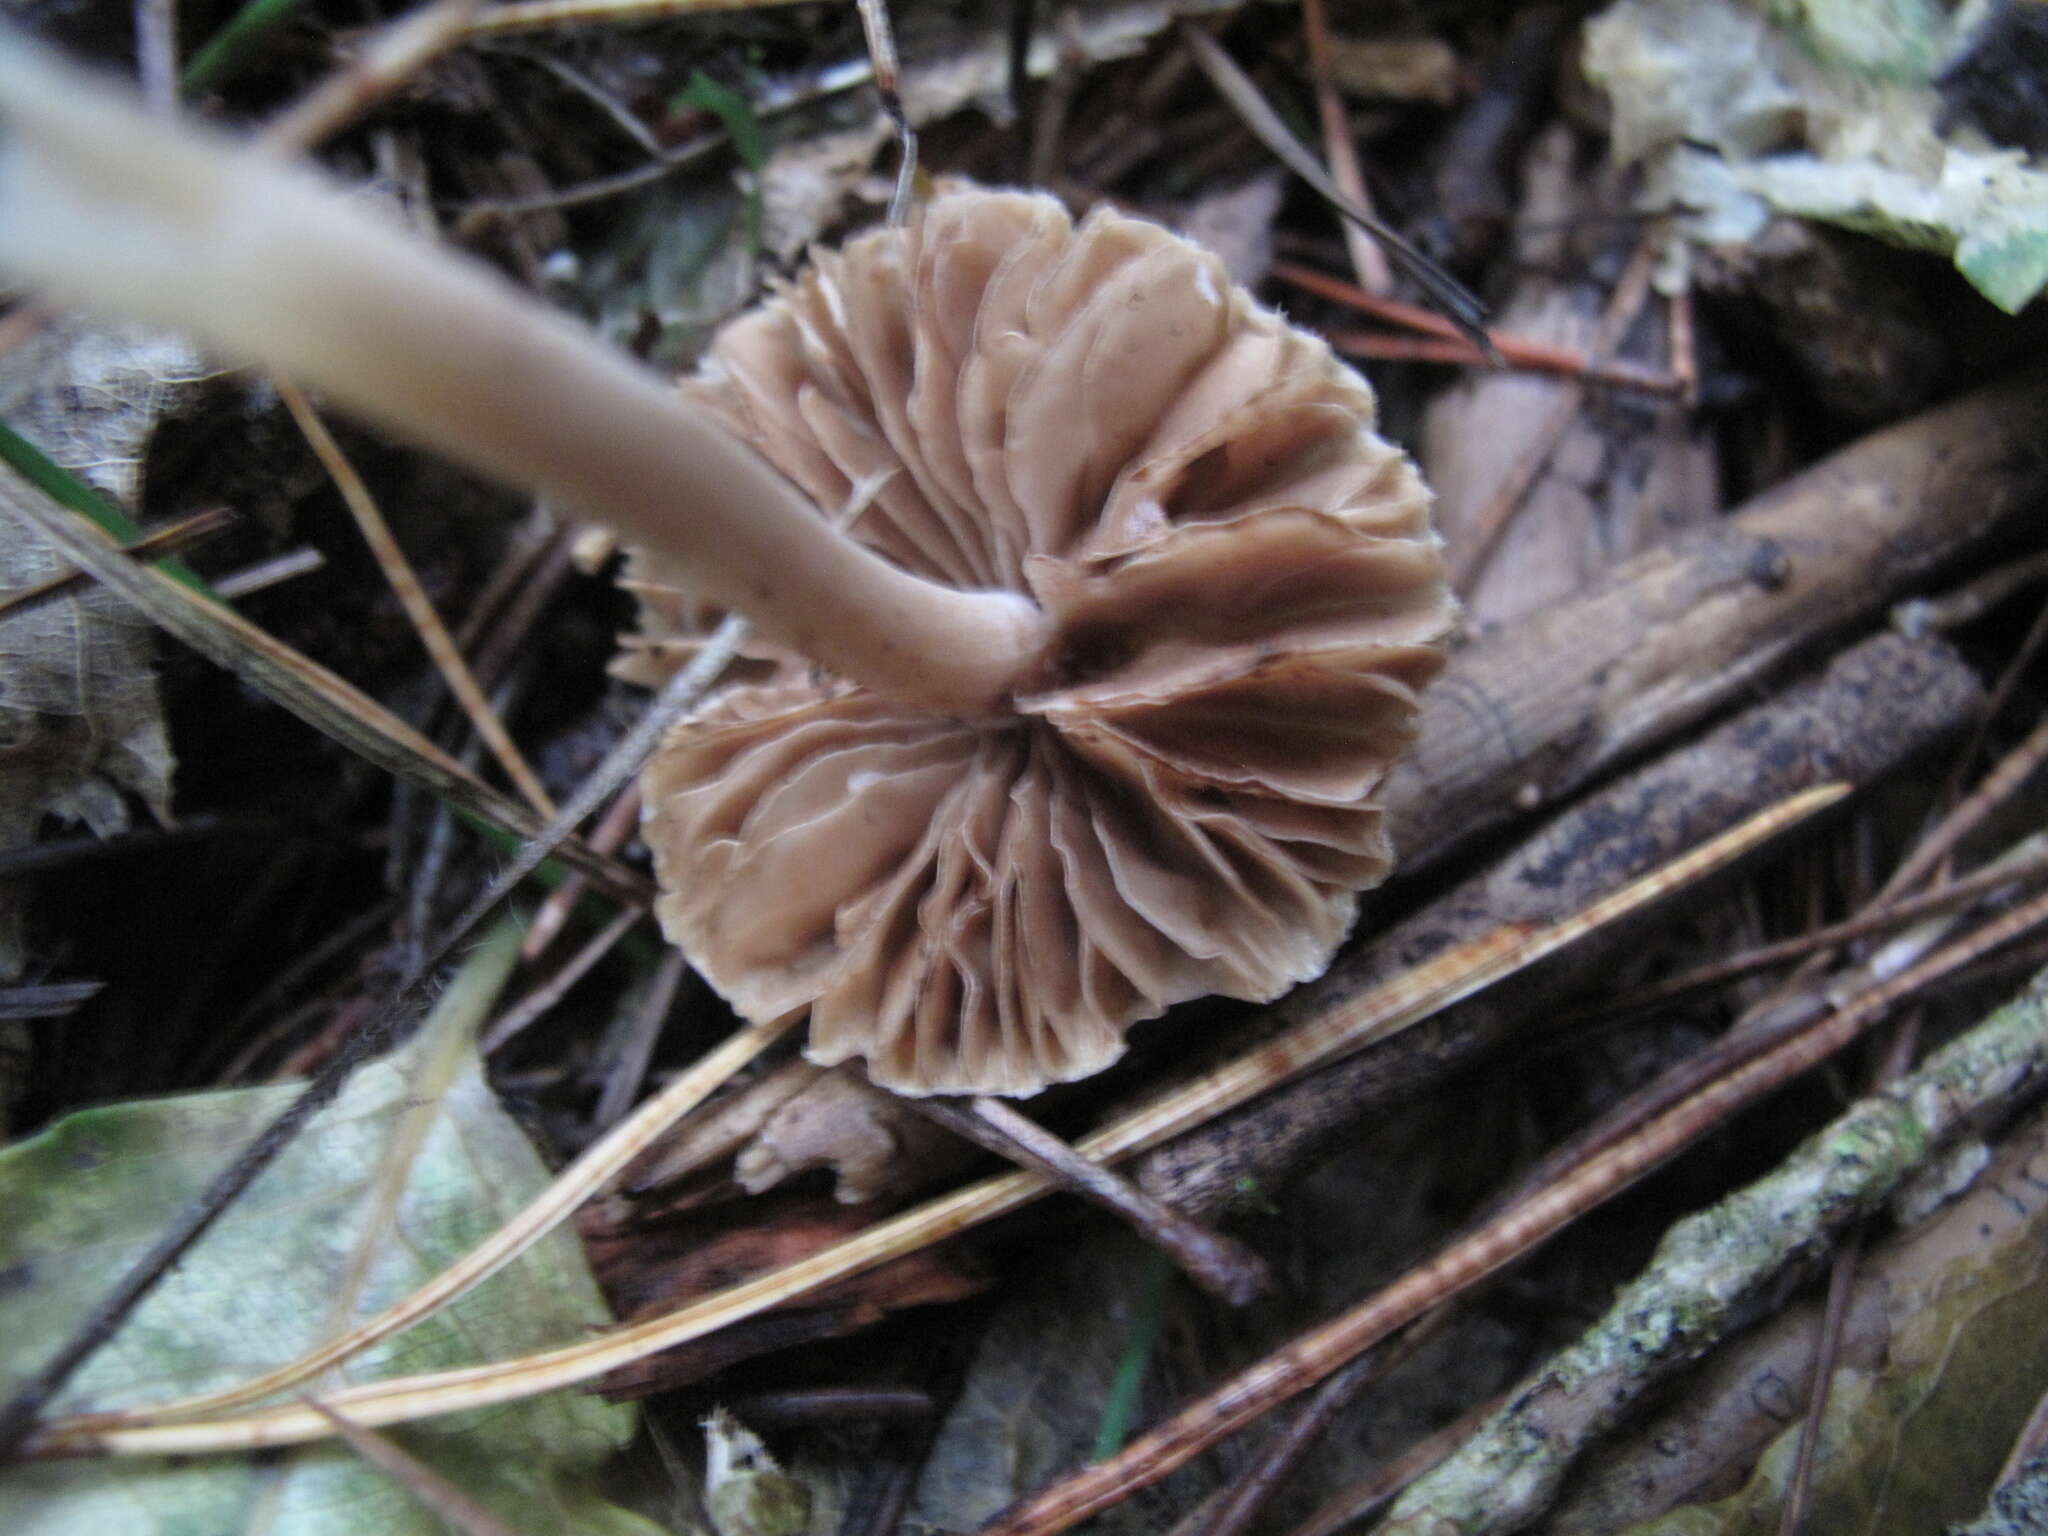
<box><xmin>632</xmin><ymin>187</ymin><xmax>1456</xmax><ymax>1097</ymax></box>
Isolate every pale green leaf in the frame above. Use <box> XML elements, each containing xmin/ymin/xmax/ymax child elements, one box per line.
<box><xmin>0</xmin><ymin>931</ymin><xmax>658</xmax><ymax>1536</ymax></box>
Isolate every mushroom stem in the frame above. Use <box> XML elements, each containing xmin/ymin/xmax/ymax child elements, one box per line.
<box><xmin>0</xmin><ymin>31</ymin><xmax>1050</xmax><ymax>716</ymax></box>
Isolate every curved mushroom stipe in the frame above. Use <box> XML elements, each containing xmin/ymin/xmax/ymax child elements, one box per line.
<box><xmin>634</xmin><ymin>188</ymin><xmax>1456</xmax><ymax>1097</ymax></box>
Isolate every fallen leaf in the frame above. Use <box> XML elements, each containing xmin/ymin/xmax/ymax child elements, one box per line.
<box><xmin>0</xmin><ymin>924</ymin><xmax>658</xmax><ymax>1535</ymax></box>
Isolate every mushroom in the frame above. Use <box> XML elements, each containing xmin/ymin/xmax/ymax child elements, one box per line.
<box><xmin>629</xmin><ymin>187</ymin><xmax>1455</xmax><ymax>1097</ymax></box>
<box><xmin>0</xmin><ymin>40</ymin><xmax>1453</xmax><ymax>1099</ymax></box>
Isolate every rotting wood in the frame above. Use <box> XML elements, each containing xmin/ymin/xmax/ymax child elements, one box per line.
<box><xmin>1137</xmin><ymin>630</ymin><xmax>1983</xmax><ymax>1216</ymax></box>
<box><xmin>1383</xmin><ymin>364</ymin><xmax>2048</xmax><ymax>873</ymax></box>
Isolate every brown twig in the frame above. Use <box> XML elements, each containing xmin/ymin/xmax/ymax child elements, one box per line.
<box><xmin>1274</xmin><ymin>260</ymin><xmax>1679</xmax><ymax>392</ymax></box>
<box><xmin>1177</xmin><ymin>22</ymin><xmax>1489</xmax><ymax>350</ymax></box>
<box><xmin>0</xmin><ymin>507</ymin><xmax>232</xmax><ymax>621</ymax></box>
<box><xmin>1887</xmin><ymin>708</ymin><xmax>2048</xmax><ymax>901</ymax></box>
<box><xmin>724</xmin><ymin>1386</ymin><xmax>933</xmax><ymax>1426</ymax></box>
<box><xmin>483</xmin><ymin>903</ymin><xmax>644</xmax><ymax>1055</ymax></box>
<box><xmin>1284</xmin><ymin>1391</ymin><xmax>1511</xmax><ymax>1536</ymax></box>
<box><xmin>1327</xmin><ymin>330</ymin><xmax>1681</xmax><ymax>394</ymax></box>
<box><xmin>1934</xmin><ymin>593</ymin><xmax>2048</xmax><ymax>821</ymax></box>
<box><xmin>279</xmin><ymin>378</ymin><xmax>558</xmax><ymax>819</ymax></box>
<box><xmin>1178</xmin><ymin>1314</ymin><xmax>1449</xmax><ymax>1536</ymax></box>
<box><xmin>592</xmin><ymin>949</ymin><xmax>688</xmax><ymax>1129</ymax></box>
<box><xmin>1667</xmin><ymin>252</ymin><xmax>1699</xmax><ymax>408</ymax></box>
<box><xmin>915</xmin><ymin>1096</ymin><xmax>1269</xmax><ymax>1306</ymax></box>
<box><xmin>521</xmin><ymin>783</ymin><xmax>642</xmax><ymax>962</ymax></box>
<box><xmin>1589</xmin><ymin>837</ymin><xmax>2048</xmax><ymax>1021</ymax></box>
<box><xmin>977</xmin><ymin>885</ymin><xmax>2048</xmax><ymax>1536</ymax></box>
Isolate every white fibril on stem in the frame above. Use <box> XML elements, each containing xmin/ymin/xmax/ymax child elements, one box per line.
<box><xmin>0</xmin><ymin>30</ymin><xmax>1049</xmax><ymax>717</ymax></box>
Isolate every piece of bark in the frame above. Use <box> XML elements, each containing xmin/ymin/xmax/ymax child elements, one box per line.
<box><xmin>581</xmin><ymin>1196</ymin><xmax>988</xmax><ymax>1400</ymax></box>
<box><xmin>1383</xmin><ymin>364</ymin><xmax>2048</xmax><ymax>873</ymax></box>
<box><xmin>1136</xmin><ymin>631</ymin><xmax>1982</xmax><ymax>1217</ymax></box>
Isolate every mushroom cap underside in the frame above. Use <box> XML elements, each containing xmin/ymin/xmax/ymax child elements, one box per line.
<box><xmin>630</xmin><ymin>187</ymin><xmax>1456</xmax><ymax>1096</ymax></box>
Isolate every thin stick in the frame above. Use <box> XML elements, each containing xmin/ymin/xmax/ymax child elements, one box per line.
<box><xmin>1285</xmin><ymin>1391</ymin><xmax>1510</xmax><ymax>1536</ymax></box>
<box><xmin>260</xmin><ymin>0</ymin><xmax>486</xmax><ymax>153</ymax></box>
<box><xmin>1328</xmin><ymin>332</ymin><xmax>1681</xmax><ymax>394</ymax></box>
<box><xmin>305</xmin><ymin>1397</ymin><xmax>529</xmax><ymax>1536</ymax></box>
<box><xmin>0</xmin><ymin>507</ymin><xmax>232</xmax><ymax>621</ymax></box>
<box><xmin>1301</xmin><ymin>0</ymin><xmax>1391</xmax><ymax>294</ymax></box>
<box><xmin>1178</xmin><ymin>1324</ymin><xmax>1439</xmax><ymax>1536</ymax></box>
<box><xmin>27</xmin><ymin>789</ymin><xmax>1845</xmax><ymax>1455</ymax></box>
<box><xmin>212</xmin><ymin>545</ymin><xmax>325</xmax><ymax>599</ymax></box>
<box><xmin>1450</xmin><ymin>235</ymin><xmax>1659</xmax><ymax>591</ymax></box>
<box><xmin>520</xmin><ymin>783</ymin><xmax>641</xmax><ymax>962</ymax></box>
<box><xmin>915</xmin><ymin>1095</ymin><xmax>1268</xmax><ymax>1305</ymax></box>
<box><xmin>1667</xmin><ymin>250</ymin><xmax>1699</xmax><ymax>408</ymax></box>
<box><xmin>1590</xmin><ymin>836</ymin><xmax>2048</xmax><ymax>1020</ymax></box>
<box><xmin>279</xmin><ymin>379</ymin><xmax>558</xmax><ymax>819</ymax></box>
<box><xmin>1888</xmin><ymin>710</ymin><xmax>2048</xmax><ymax>900</ymax></box>
<box><xmin>976</xmin><ymin>885</ymin><xmax>2048</xmax><ymax>1536</ymax></box>
<box><xmin>1934</xmin><ymin>594</ymin><xmax>2048</xmax><ymax>819</ymax></box>
<box><xmin>592</xmin><ymin>948</ymin><xmax>687</xmax><ymax>1128</ymax></box>
<box><xmin>484</xmin><ymin>902</ymin><xmax>644</xmax><ymax>1054</ymax></box>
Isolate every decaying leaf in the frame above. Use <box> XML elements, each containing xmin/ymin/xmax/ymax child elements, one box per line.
<box><xmin>1585</xmin><ymin>0</ymin><xmax>2048</xmax><ymax>312</ymax></box>
<box><xmin>0</xmin><ymin>321</ymin><xmax>189</xmax><ymax>976</ymax></box>
<box><xmin>0</xmin><ymin>936</ymin><xmax>655</xmax><ymax>1535</ymax></box>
